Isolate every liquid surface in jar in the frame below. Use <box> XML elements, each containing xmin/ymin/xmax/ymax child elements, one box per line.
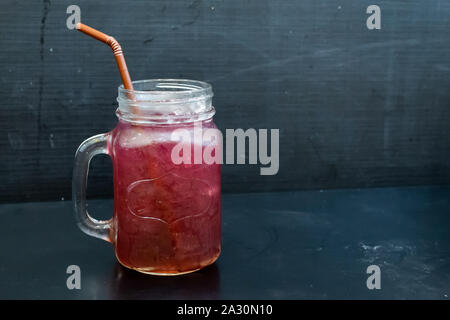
<box><xmin>110</xmin><ymin>120</ymin><xmax>221</xmax><ymax>274</ymax></box>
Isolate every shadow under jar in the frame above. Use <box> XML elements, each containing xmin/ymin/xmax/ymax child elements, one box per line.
<box><xmin>73</xmin><ymin>80</ymin><xmax>221</xmax><ymax>275</ymax></box>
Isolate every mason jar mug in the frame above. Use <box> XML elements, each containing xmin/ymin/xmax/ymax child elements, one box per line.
<box><xmin>72</xmin><ymin>80</ymin><xmax>221</xmax><ymax>275</ymax></box>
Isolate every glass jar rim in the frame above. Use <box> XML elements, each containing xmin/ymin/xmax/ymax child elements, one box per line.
<box><xmin>118</xmin><ymin>79</ymin><xmax>213</xmax><ymax>102</ymax></box>
<box><xmin>116</xmin><ymin>79</ymin><xmax>215</xmax><ymax>124</ymax></box>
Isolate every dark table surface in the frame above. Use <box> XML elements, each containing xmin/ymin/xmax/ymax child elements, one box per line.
<box><xmin>0</xmin><ymin>186</ymin><xmax>449</xmax><ymax>299</ymax></box>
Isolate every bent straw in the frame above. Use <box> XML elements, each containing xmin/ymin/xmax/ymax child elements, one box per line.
<box><xmin>76</xmin><ymin>23</ymin><xmax>188</xmax><ymax>251</ymax></box>
<box><xmin>76</xmin><ymin>24</ymin><xmax>180</xmax><ymax>247</ymax></box>
<box><xmin>76</xmin><ymin>23</ymin><xmax>134</xmax><ymax>91</ymax></box>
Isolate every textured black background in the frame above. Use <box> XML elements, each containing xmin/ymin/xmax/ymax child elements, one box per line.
<box><xmin>1</xmin><ymin>0</ymin><xmax>450</xmax><ymax>202</ymax></box>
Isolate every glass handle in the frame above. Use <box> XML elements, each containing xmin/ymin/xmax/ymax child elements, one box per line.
<box><xmin>72</xmin><ymin>133</ymin><xmax>112</xmax><ymax>242</ymax></box>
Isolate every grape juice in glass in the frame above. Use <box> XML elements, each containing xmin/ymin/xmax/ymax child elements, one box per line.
<box><xmin>73</xmin><ymin>80</ymin><xmax>221</xmax><ymax>275</ymax></box>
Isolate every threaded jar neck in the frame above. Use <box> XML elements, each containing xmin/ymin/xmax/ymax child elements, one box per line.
<box><xmin>116</xmin><ymin>79</ymin><xmax>215</xmax><ymax>124</ymax></box>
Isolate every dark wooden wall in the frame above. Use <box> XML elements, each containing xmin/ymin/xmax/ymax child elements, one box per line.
<box><xmin>1</xmin><ymin>0</ymin><xmax>450</xmax><ymax>202</ymax></box>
